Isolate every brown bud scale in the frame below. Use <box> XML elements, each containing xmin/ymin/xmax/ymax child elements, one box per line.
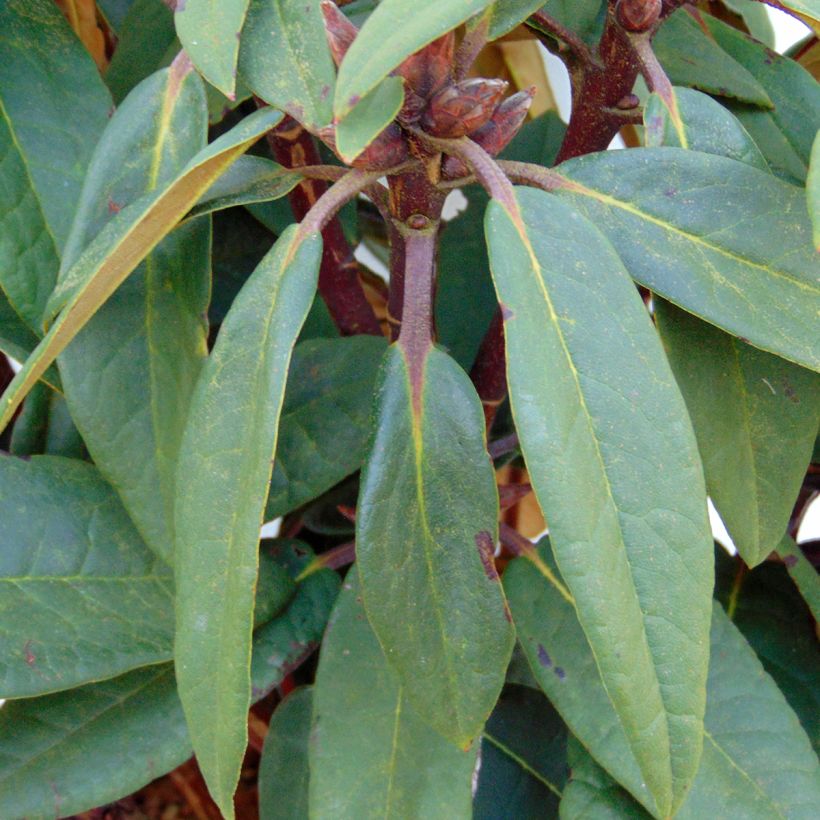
<box><xmin>421</xmin><ymin>78</ymin><xmax>508</xmax><ymax>139</ymax></box>
<box><xmin>321</xmin><ymin>0</ymin><xmax>358</xmax><ymax>66</ymax></box>
<box><xmin>615</xmin><ymin>0</ymin><xmax>662</xmax><ymax>32</ymax></box>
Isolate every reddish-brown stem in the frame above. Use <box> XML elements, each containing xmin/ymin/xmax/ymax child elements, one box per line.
<box><xmin>527</xmin><ymin>10</ymin><xmax>599</xmax><ymax>67</ymax></box>
<box><xmin>386</xmin><ymin>168</ymin><xmax>445</xmax><ymax>340</ymax></box>
<box><xmin>397</xmin><ymin>226</ymin><xmax>438</xmax><ymax>364</ymax></box>
<box><xmin>488</xmin><ymin>432</ymin><xmax>519</xmax><ymax>460</ymax></box>
<box><xmin>263</xmin><ymin>114</ymin><xmax>383</xmax><ymax>336</ymax></box>
<box><xmin>555</xmin><ymin>7</ymin><xmax>644</xmax><ymax>162</ymax></box>
<box><xmin>470</xmin><ymin>308</ymin><xmax>507</xmax><ymax>430</ymax></box>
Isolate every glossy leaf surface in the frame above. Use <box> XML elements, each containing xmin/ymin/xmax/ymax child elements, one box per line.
<box><xmin>0</xmin><ymin>0</ymin><xmax>111</xmax><ymax>331</ymax></box>
<box><xmin>258</xmin><ymin>687</ymin><xmax>312</xmax><ymax>820</ymax></box>
<box><xmin>334</xmin><ymin>0</ymin><xmax>493</xmax><ymax>118</ymax></box>
<box><xmin>0</xmin><ymin>456</ymin><xmax>173</xmax><ymax>699</ymax></box>
<box><xmin>778</xmin><ymin>536</ymin><xmax>820</xmax><ymax>623</ymax></box>
<box><xmin>310</xmin><ymin>574</ymin><xmax>477</xmax><ymax>818</ymax></box>
<box><xmin>266</xmin><ymin>335</ymin><xmax>387</xmax><ymax>520</ymax></box>
<box><xmin>486</xmin><ymin>188</ymin><xmax>713</xmax><ymax>816</ymax></box>
<box><xmin>0</xmin><ymin>106</ymin><xmax>284</xmax><ymax>432</ymax></box>
<box><xmin>656</xmin><ymin>301</ymin><xmax>820</xmax><ymax>566</ymax></box>
<box><xmin>484</xmin><ymin>1</ymin><xmax>546</xmax><ymax>39</ymax></box>
<box><xmin>175</xmin><ymin>0</ymin><xmax>251</xmax><ymax>97</ymax></box>
<box><xmin>175</xmin><ymin>226</ymin><xmax>321</xmax><ymax>818</ymax></box>
<box><xmin>240</xmin><ymin>0</ymin><xmax>336</xmax><ymax>131</ymax></box>
<box><xmin>555</xmin><ymin>148</ymin><xmax>820</xmax><ymax>372</ymax></box>
<box><xmin>357</xmin><ymin>343</ymin><xmax>514</xmax><ymax>746</ymax></box>
<box><xmin>0</xmin><ymin>550</ymin><xmax>338</xmax><ymax>819</ymax></box>
<box><xmin>57</xmin><ymin>63</ymin><xmax>210</xmax><ymax>563</ymax></box>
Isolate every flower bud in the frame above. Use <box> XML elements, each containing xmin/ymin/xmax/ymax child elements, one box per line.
<box><xmin>615</xmin><ymin>0</ymin><xmax>662</xmax><ymax>32</ymax></box>
<box><xmin>321</xmin><ymin>0</ymin><xmax>358</xmax><ymax>66</ymax></box>
<box><xmin>469</xmin><ymin>87</ymin><xmax>535</xmax><ymax>156</ymax></box>
<box><xmin>395</xmin><ymin>32</ymin><xmax>454</xmax><ymax>99</ymax></box>
<box><xmin>351</xmin><ymin>123</ymin><xmax>409</xmax><ymax>170</ymax></box>
<box><xmin>421</xmin><ymin>78</ymin><xmax>508</xmax><ymax>139</ymax></box>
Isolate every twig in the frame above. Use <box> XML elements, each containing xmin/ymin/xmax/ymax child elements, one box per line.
<box><xmin>527</xmin><ymin>10</ymin><xmax>599</xmax><ymax>67</ymax></box>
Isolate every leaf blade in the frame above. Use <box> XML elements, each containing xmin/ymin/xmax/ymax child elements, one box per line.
<box><xmin>0</xmin><ymin>105</ymin><xmax>285</xmax><ymax>432</ymax></box>
<box><xmin>174</xmin><ymin>226</ymin><xmax>322</xmax><ymax>818</ymax></box>
<box><xmin>356</xmin><ymin>344</ymin><xmax>514</xmax><ymax>746</ymax></box>
<box><xmin>485</xmin><ymin>188</ymin><xmax>714</xmax><ymax>815</ymax></box>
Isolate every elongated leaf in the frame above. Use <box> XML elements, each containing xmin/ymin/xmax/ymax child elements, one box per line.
<box><xmin>715</xmin><ymin>546</ymin><xmax>820</xmax><ymax>752</ymax></box>
<box><xmin>266</xmin><ymin>335</ymin><xmax>386</xmax><ymax>519</ymax></box>
<box><xmin>474</xmin><ymin>685</ymin><xmax>567</xmax><ymax>819</ymax></box>
<box><xmin>56</xmin><ymin>62</ymin><xmax>210</xmax><ymax>562</ymax></box>
<box><xmin>553</xmin><ymin>148</ymin><xmax>820</xmax><ymax>372</ymax></box>
<box><xmin>769</xmin><ymin>0</ymin><xmax>820</xmax><ymax>25</ymax></box>
<box><xmin>0</xmin><ymin>105</ymin><xmax>284</xmax><ymax>432</ymax></box>
<box><xmin>507</xmin><ymin>542</ymin><xmax>820</xmax><ymax>819</ymax></box>
<box><xmin>0</xmin><ymin>0</ymin><xmax>111</xmax><ymax>330</ymax></box>
<box><xmin>310</xmin><ymin>573</ymin><xmax>477</xmax><ymax>818</ymax></box>
<box><xmin>239</xmin><ymin>0</ymin><xmax>336</xmax><ymax>131</ymax></box>
<box><xmin>704</xmin><ymin>12</ymin><xmax>820</xmax><ymax>182</ymax></box>
<box><xmin>335</xmin><ymin>76</ymin><xmax>404</xmax><ymax>163</ymax></box>
<box><xmin>653</xmin><ymin>9</ymin><xmax>773</xmax><ymax>108</ymax></box>
<box><xmin>334</xmin><ymin>0</ymin><xmax>493</xmax><ymax>118</ymax></box>
<box><xmin>175</xmin><ymin>226</ymin><xmax>321</xmax><ymax>818</ymax></box>
<box><xmin>10</xmin><ymin>388</ymin><xmax>83</xmax><ymax>459</ymax></box>
<box><xmin>0</xmin><ymin>456</ymin><xmax>172</xmax><ymax>699</ymax></box>
<box><xmin>505</xmin><ymin>543</ymin><xmax>659</xmax><ymax>816</ymax></box>
<box><xmin>561</xmin><ymin>608</ymin><xmax>820</xmax><ymax>820</ymax></box>
<box><xmin>357</xmin><ymin>343</ymin><xmax>514</xmax><ymax>745</ymax></box>
<box><xmin>778</xmin><ymin>535</ymin><xmax>820</xmax><ymax>625</ymax></box>
<box><xmin>191</xmin><ymin>156</ymin><xmax>302</xmax><ymax>218</ymax></box>
<box><xmin>258</xmin><ymin>687</ymin><xmax>312</xmax><ymax>820</ymax></box>
<box><xmin>0</xmin><ymin>292</ymin><xmax>42</xmax><ymax>372</ymax></box>
<box><xmin>0</xmin><ymin>553</ymin><xmax>338</xmax><ymax>819</ymax></box>
<box><xmin>175</xmin><ymin>0</ymin><xmax>250</xmax><ymax>97</ymax></box>
<box><xmin>486</xmin><ymin>188</ymin><xmax>713</xmax><ymax>816</ymax></box>
<box><xmin>809</xmin><ymin>132</ymin><xmax>820</xmax><ymax>250</ymax></box>
<box><xmin>644</xmin><ymin>87</ymin><xmax>768</xmax><ymax>171</ymax></box>
<box><xmin>656</xmin><ymin>302</ymin><xmax>820</xmax><ymax>566</ymax></box>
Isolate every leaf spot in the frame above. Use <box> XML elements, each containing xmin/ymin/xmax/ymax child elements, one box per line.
<box><xmin>475</xmin><ymin>531</ymin><xmax>499</xmax><ymax>580</ymax></box>
<box><xmin>783</xmin><ymin>554</ymin><xmax>798</xmax><ymax>568</ymax></box>
<box><xmin>537</xmin><ymin>643</ymin><xmax>552</xmax><ymax>668</ymax></box>
<box><xmin>555</xmin><ymin>666</ymin><xmax>566</xmax><ymax>680</ymax></box>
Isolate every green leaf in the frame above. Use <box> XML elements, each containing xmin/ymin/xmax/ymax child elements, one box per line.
<box><xmin>357</xmin><ymin>343</ymin><xmax>514</xmax><ymax>746</ymax></box>
<box><xmin>335</xmin><ymin>76</ymin><xmax>404</xmax><ymax>164</ymax></box>
<box><xmin>653</xmin><ymin>9</ymin><xmax>773</xmax><ymax>108</ymax></box>
<box><xmin>722</xmin><ymin>0</ymin><xmax>776</xmax><ymax>45</ymax></box>
<box><xmin>175</xmin><ymin>226</ymin><xmax>321</xmax><ymax>818</ymax></box>
<box><xmin>553</xmin><ymin>148</ymin><xmax>820</xmax><ymax>372</ymax></box>
<box><xmin>239</xmin><ymin>0</ymin><xmax>336</xmax><ymax>131</ymax></box>
<box><xmin>175</xmin><ymin>0</ymin><xmax>251</xmax><ymax>97</ymax></box>
<box><xmin>656</xmin><ymin>301</ymin><xmax>820</xmax><ymax>567</ymax></box>
<box><xmin>507</xmin><ymin>542</ymin><xmax>820</xmax><ymax>819</ymax></box>
<box><xmin>9</xmin><ymin>384</ymin><xmax>84</xmax><ymax>459</ymax></box>
<box><xmin>644</xmin><ymin>87</ymin><xmax>768</xmax><ymax>171</ymax></box>
<box><xmin>310</xmin><ymin>573</ymin><xmax>478</xmax><ymax>818</ymax></box>
<box><xmin>777</xmin><ymin>535</ymin><xmax>820</xmax><ymax>627</ymax></box>
<box><xmin>0</xmin><ymin>456</ymin><xmax>173</xmax><ymax>699</ymax></box>
<box><xmin>809</xmin><ymin>132</ymin><xmax>820</xmax><ymax>250</ymax></box>
<box><xmin>769</xmin><ymin>0</ymin><xmax>820</xmax><ymax>24</ymax></box>
<box><xmin>0</xmin><ymin>105</ymin><xmax>284</xmax><ymax>433</ymax></box>
<box><xmin>485</xmin><ymin>188</ymin><xmax>713</xmax><ymax>816</ymax></box>
<box><xmin>525</xmin><ymin>1</ymin><xmax>606</xmax><ymax>47</ymax></box>
<box><xmin>484</xmin><ymin>1</ymin><xmax>546</xmax><ymax>40</ymax></box>
<box><xmin>505</xmin><ymin>543</ymin><xmax>659</xmax><ymax>816</ymax></box>
<box><xmin>56</xmin><ymin>62</ymin><xmax>210</xmax><ymax>563</ymax></box>
<box><xmin>473</xmin><ymin>685</ymin><xmax>567</xmax><ymax>819</ymax></box>
<box><xmin>0</xmin><ymin>0</ymin><xmax>112</xmax><ymax>330</ymax></box>
<box><xmin>258</xmin><ymin>687</ymin><xmax>312</xmax><ymax>820</ymax></box>
<box><xmin>0</xmin><ymin>291</ymin><xmax>59</xmax><ymax>390</ymax></box>
<box><xmin>105</xmin><ymin>0</ymin><xmax>177</xmax><ymax>104</ymax></box>
<box><xmin>266</xmin><ymin>335</ymin><xmax>387</xmax><ymax>520</ymax></box>
<box><xmin>704</xmin><ymin>11</ymin><xmax>820</xmax><ymax>183</ymax></box>
<box><xmin>334</xmin><ymin>0</ymin><xmax>493</xmax><ymax>119</ymax></box>
<box><xmin>0</xmin><ymin>552</ymin><xmax>339</xmax><ymax>819</ymax></box>
<box><xmin>715</xmin><ymin>545</ymin><xmax>820</xmax><ymax>752</ymax></box>
<box><xmin>191</xmin><ymin>156</ymin><xmax>303</xmax><ymax>218</ymax></box>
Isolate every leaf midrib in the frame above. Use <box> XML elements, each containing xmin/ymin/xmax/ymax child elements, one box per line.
<box><xmin>504</xmin><ymin>201</ymin><xmax>674</xmax><ymax>804</ymax></box>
